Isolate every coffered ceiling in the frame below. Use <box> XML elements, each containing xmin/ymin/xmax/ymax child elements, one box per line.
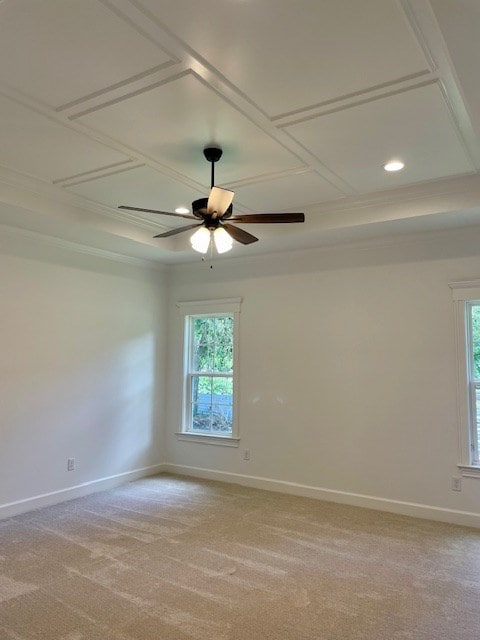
<box><xmin>0</xmin><ymin>0</ymin><xmax>479</xmax><ymax>263</ymax></box>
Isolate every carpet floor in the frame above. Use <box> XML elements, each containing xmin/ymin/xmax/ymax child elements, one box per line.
<box><xmin>1</xmin><ymin>474</ymin><xmax>479</xmax><ymax>639</ymax></box>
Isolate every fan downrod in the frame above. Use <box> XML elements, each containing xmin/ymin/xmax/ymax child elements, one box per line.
<box><xmin>204</xmin><ymin>146</ymin><xmax>223</xmax><ymax>189</ymax></box>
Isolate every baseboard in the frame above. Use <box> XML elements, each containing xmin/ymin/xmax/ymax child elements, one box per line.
<box><xmin>163</xmin><ymin>464</ymin><xmax>480</xmax><ymax>528</ymax></box>
<box><xmin>6</xmin><ymin>462</ymin><xmax>480</xmax><ymax>528</ymax></box>
<box><xmin>0</xmin><ymin>463</ymin><xmax>167</xmax><ymax>520</ymax></box>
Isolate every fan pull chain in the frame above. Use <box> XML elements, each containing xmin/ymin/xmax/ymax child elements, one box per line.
<box><xmin>209</xmin><ymin>233</ymin><xmax>214</xmax><ymax>267</ymax></box>
<box><xmin>200</xmin><ymin>237</ymin><xmax>215</xmax><ymax>269</ymax></box>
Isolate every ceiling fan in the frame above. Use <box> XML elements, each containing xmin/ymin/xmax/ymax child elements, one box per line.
<box><xmin>118</xmin><ymin>146</ymin><xmax>305</xmax><ymax>254</ymax></box>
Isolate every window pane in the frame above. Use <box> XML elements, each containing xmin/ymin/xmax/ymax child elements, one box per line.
<box><xmin>191</xmin><ymin>403</ymin><xmax>212</xmax><ymax>432</ymax></box>
<box><xmin>192</xmin><ymin>318</ymin><xmax>214</xmax><ymax>371</ymax></box>
<box><xmin>471</xmin><ymin>305</ymin><xmax>480</xmax><ymax>379</ymax></box>
<box><xmin>213</xmin><ymin>316</ymin><xmax>233</xmax><ymax>373</ymax></box>
<box><xmin>191</xmin><ymin>376</ymin><xmax>212</xmax><ymax>405</ymax></box>
<box><xmin>212</xmin><ymin>377</ymin><xmax>233</xmax><ymax>404</ymax></box>
<box><xmin>211</xmin><ymin>405</ymin><xmax>233</xmax><ymax>433</ymax></box>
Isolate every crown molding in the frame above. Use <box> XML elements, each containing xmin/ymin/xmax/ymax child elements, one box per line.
<box><xmin>0</xmin><ymin>163</ymin><xmax>167</xmax><ymax>233</ymax></box>
<box><xmin>0</xmin><ymin>222</ymin><xmax>165</xmax><ymax>271</ymax></box>
<box><xmin>305</xmin><ymin>172</ymin><xmax>480</xmax><ymax>217</ymax></box>
<box><xmin>169</xmin><ymin>221</ymin><xmax>480</xmax><ymax>278</ymax></box>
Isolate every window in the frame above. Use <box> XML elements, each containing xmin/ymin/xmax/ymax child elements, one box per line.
<box><xmin>466</xmin><ymin>302</ymin><xmax>480</xmax><ymax>464</ymax></box>
<box><xmin>177</xmin><ymin>299</ymin><xmax>241</xmax><ymax>446</ymax></box>
<box><xmin>451</xmin><ymin>281</ymin><xmax>480</xmax><ymax>474</ymax></box>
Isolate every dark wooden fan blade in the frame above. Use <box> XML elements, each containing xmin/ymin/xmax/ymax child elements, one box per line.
<box><xmin>119</xmin><ymin>205</ymin><xmax>196</xmax><ymax>220</ymax></box>
<box><xmin>228</xmin><ymin>212</ymin><xmax>305</xmax><ymax>223</ymax></box>
<box><xmin>222</xmin><ymin>223</ymin><xmax>258</xmax><ymax>245</ymax></box>
<box><xmin>154</xmin><ymin>223</ymin><xmax>202</xmax><ymax>238</ymax></box>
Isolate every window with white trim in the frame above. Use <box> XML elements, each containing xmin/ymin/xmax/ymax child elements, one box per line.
<box><xmin>465</xmin><ymin>302</ymin><xmax>480</xmax><ymax>465</ymax></box>
<box><xmin>451</xmin><ymin>282</ymin><xmax>480</xmax><ymax>473</ymax></box>
<box><xmin>177</xmin><ymin>299</ymin><xmax>241</xmax><ymax>445</ymax></box>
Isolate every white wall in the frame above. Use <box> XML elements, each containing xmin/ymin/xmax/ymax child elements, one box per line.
<box><xmin>0</xmin><ymin>233</ymin><xmax>167</xmax><ymax>515</ymax></box>
<box><xmin>165</xmin><ymin>227</ymin><xmax>480</xmax><ymax>524</ymax></box>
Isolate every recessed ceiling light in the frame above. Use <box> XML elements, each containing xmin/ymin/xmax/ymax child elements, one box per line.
<box><xmin>384</xmin><ymin>160</ymin><xmax>405</xmax><ymax>172</ymax></box>
<box><xmin>175</xmin><ymin>206</ymin><xmax>190</xmax><ymax>214</ymax></box>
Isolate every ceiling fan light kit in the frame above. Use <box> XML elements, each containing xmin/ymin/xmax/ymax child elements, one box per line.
<box><xmin>119</xmin><ymin>146</ymin><xmax>305</xmax><ymax>255</ymax></box>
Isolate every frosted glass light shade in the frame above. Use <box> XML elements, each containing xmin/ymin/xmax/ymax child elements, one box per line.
<box><xmin>190</xmin><ymin>227</ymin><xmax>211</xmax><ymax>253</ymax></box>
<box><xmin>213</xmin><ymin>227</ymin><xmax>233</xmax><ymax>254</ymax></box>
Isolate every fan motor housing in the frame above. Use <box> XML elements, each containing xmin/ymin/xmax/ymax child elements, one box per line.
<box><xmin>192</xmin><ymin>197</ymin><xmax>233</xmax><ymax>219</ymax></box>
<box><xmin>192</xmin><ymin>198</ymin><xmax>208</xmax><ymax>218</ymax></box>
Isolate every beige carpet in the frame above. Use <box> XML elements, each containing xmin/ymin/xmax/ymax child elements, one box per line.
<box><xmin>1</xmin><ymin>475</ymin><xmax>479</xmax><ymax>639</ymax></box>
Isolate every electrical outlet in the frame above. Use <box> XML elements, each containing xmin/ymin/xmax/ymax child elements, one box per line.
<box><xmin>67</xmin><ymin>457</ymin><xmax>75</xmax><ymax>471</ymax></box>
<box><xmin>243</xmin><ymin>449</ymin><xmax>250</xmax><ymax>461</ymax></box>
<box><xmin>451</xmin><ymin>476</ymin><xmax>462</xmax><ymax>492</ymax></box>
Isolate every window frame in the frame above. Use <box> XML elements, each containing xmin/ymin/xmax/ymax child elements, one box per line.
<box><xmin>450</xmin><ymin>281</ymin><xmax>480</xmax><ymax>476</ymax></box>
<box><xmin>176</xmin><ymin>298</ymin><xmax>241</xmax><ymax>447</ymax></box>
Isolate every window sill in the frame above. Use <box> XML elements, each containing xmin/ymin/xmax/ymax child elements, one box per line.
<box><xmin>458</xmin><ymin>464</ymin><xmax>480</xmax><ymax>478</ymax></box>
<box><xmin>175</xmin><ymin>432</ymin><xmax>240</xmax><ymax>447</ymax></box>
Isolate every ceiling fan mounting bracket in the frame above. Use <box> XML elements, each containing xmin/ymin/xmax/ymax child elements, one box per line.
<box><xmin>203</xmin><ymin>146</ymin><xmax>223</xmax><ymax>163</ymax></box>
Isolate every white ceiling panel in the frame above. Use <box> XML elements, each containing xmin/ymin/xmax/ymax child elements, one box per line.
<box><xmin>0</xmin><ymin>94</ymin><xmax>129</xmax><ymax>182</ymax></box>
<box><xmin>235</xmin><ymin>171</ymin><xmax>343</xmax><ymax>213</ymax></box>
<box><xmin>77</xmin><ymin>73</ymin><xmax>302</xmax><ymax>184</ymax></box>
<box><xmin>285</xmin><ymin>83</ymin><xmax>474</xmax><ymax>193</ymax></box>
<box><xmin>135</xmin><ymin>0</ymin><xmax>429</xmax><ymax>116</ymax></box>
<box><xmin>65</xmin><ymin>165</ymin><xmax>205</xmax><ymax>214</ymax></box>
<box><xmin>0</xmin><ymin>0</ymin><xmax>172</xmax><ymax>108</ymax></box>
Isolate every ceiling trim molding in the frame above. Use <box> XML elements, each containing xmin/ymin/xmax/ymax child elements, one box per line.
<box><xmin>59</xmin><ymin>61</ymin><xmax>189</xmax><ymax>119</ymax></box>
<box><xmin>53</xmin><ymin>160</ymin><xmax>137</xmax><ymax>185</ymax></box>
<box><xmin>272</xmin><ymin>71</ymin><xmax>433</xmax><ymax>126</ymax></box>
<box><xmin>98</xmin><ymin>0</ymin><xmax>179</xmax><ymax>60</ymax></box>
<box><xmin>225</xmin><ymin>167</ymin><xmax>314</xmax><ymax>190</ymax></box>
<box><xmin>57</xmin><ymin>163</ymin><xmax>146</xmax><ymax>188</ymax></box>
<box><xmin>69</xmin><ymin>68</ymin><xmax>191</xmax><ymax>121</ymax></box>
<box><xmin>397</xmin><ymin>0</ymin><xmax>437</xmax><ymax>72</ymax></box>
<box><xmin>55</xmin><ymin>61</ymin><xmax>178</xmax><ymax>113</ymax></box>
<box><xmin>0</xmin><ymin>222</ymin><xmax>165</xmax><ymax>271</ymax></box>
<box><xmin>399</xmin><ymin>0</ymin><xmax>480</xmax><ymax>169</ymax></box>
<box><xmin>279</xmin><ymin>78</ymin><xmax>438</xmax><ymax>129</ymax></box>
